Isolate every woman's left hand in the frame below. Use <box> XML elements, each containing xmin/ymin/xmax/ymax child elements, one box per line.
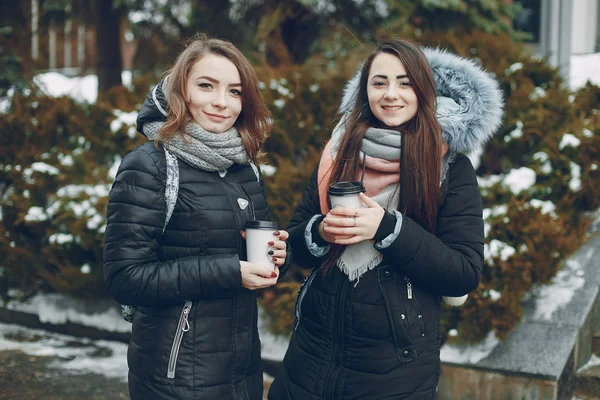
<box><xmin>240</xmin><ymin>230</ymin><xmax>289</xmax><ymax>268</ymax></box>
<box><xmin>323</xmin><ymin>193</ymin><xmax>385</xmax><ymax>245</ymax></box>
<box><xmin>270</xmin><ymin>230</ymin><xmax>289</xmax><ymax>267</ymax></box>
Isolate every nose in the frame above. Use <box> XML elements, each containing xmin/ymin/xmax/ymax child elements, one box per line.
<box><xmin>212</xmin><ymin>90</ymin><xmax>227</xmax><ymax>109</ymax></box>
<box><xmin>384</xmin><ymin>86</ymin><xmax>399</xmax><ymax>100</ymax></box>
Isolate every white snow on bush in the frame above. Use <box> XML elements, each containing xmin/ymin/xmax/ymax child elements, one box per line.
<box><xmin>503</xmin><ymin>167</ymin><xmax>536</xmax><ymax>194</ymax></box>
<box><xmin>505</xmin><ymin>121</ymin><xmax>523</xmax><ymax>142</ymax></box>
<box><xmin>260</xmin><ymin>164</ymin><xmax>278</xmax><ymax>177</ymax></box>
<box><xmin>488</xmin><ymin>290</ymin><xmax>501</xmax><ymax>301</ymax></box>
<box><xmin>49</xmin><ymin>233</ymin><xmax>74</xmax><ymax>245</ymax></box>
<box><xmin>110</xmin><ymin>110</ymin><xmax>138</xmax><ymax>139</ymax></box>
<box><xmin>582</xmin><ymin>128</ymin><xmax>594</xmax><ymax>138</ymax></box>
<box><xmin>530</xmin><ymin>87</ymin><xmax>546</xmax><ymax>100</ymax></box>
<box><xmin>558</xmin><ymin>133</ymin><xmax>581</xmax><ymax>150</ymax></box>
<box><xmin>506</xmin><ymin>62</ymin><xmax>523</xmax><ymax>74</ymax></box>
<box><xmin>485</xmin><ymin>239</ymin><xmax>516</xmax><ymax>264</ymax></box>
<box><xmin>570</xmin><ymin>162</ymin><xmax>582</xmax><ymax>191</ymax></box>
<box><xmin>23</xmin><ymin>162</ymin><xmax>60</xmax><ymax>184</ymax></box>
<box><xmin>57</xmin><ymin>184</ymin><xmax>110</xmax><ymax>199</ymax></box>
<box><xmin>527</xmin><ymin>199</ymin><xmax>557</xmax><ymax>218</ymax></box>
<box><xmin>24</xmin><ymin>206</ymin><xmax>48</xmax><ymax>222</ymax></box>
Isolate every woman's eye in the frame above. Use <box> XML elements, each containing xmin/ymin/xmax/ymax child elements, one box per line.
<box><xmin>373</xmin><ymin>81</ymin><xmax>386</xmax><ymax>87</ymax></box>
<box><xmin>400</xmin><ymin>81</ymin><xmax>411</xmax><ymax>87</ymax></box>
<box><xmin>199</xmin><ymin>83</ymin><xmax>212</xmax><ymax>89</ymax></box>
<box><xmin>231</xmin><ymin>89</ymin><xmax>242</xmax><ymax>96</ymax></box>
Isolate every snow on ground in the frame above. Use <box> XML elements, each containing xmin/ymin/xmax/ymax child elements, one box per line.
<box><xmin>578</xmin><ymin>354</ymin><xmax>600</xmax><ymax>372</ymax></box>
<box><xmin>3</xmin><ymin>292</ymin><xmax>289</xmax><ymax>363</ymax></box>
<box><xmin>0</xmin><ymin>322</ymin><xmax>129</xmax><ymax>382</ymax></box>
<box><xmin>4</xmin><ymin>293</ymin><xmax>131</xmax><ymax>333</ymax></box>
<box><xmin>533</xmin><ymin>257</ymin><xmax>586</xmax><ymax>320</ymax></box>
<box><xmin>258</xmin><ymin>307</ymin><xmax>290</xmax><ymax>361</ymax></box>
<box><xmin>440</xmin><ymin>331</ymin><xmax>499</xmax><ymax>365</ymax></box>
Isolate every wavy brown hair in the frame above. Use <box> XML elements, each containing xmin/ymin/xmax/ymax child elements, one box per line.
<box><xmin>158</xmin><ymin>34</ymin><xmax>271</xmax><ymax>163</ymax></box>
<box><xmin>323</xmin><ymin>39</ymin><xmax>443</xmax><ymax>273</ymax></box>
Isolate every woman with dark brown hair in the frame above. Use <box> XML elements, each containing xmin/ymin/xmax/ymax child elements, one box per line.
<box><xmin>268</xmin><ymin>39</ymin><xmax>503</xmax><ymax>399</ymax></box>
<box><xmin>104</xmin><ymin>35</ymin><xmax>290</xmax><ymax>400</ymax></box>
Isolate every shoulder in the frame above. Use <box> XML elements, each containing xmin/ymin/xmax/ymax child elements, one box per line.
<box><xmin>116</xmin><ymin>142</ymin><xmax>166</xmax><ymax>183</ymax></box>
<box><xmin>447</xmin><ymin>153</ymin><xmax>477</xmax><ymax>186</ymax></box>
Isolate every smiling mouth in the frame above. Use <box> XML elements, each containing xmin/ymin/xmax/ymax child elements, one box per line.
<box><xmin>382</xmin><ymin>105</ymin><xmax>403</xmax><ymax>111</ymax></box>
<box><xmin>203</xmin><ymin>111</ymin><xmax>228</xmax><ymax>120</ymax></box>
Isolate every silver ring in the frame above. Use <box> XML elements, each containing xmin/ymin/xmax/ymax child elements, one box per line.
<box><xmin>353</xmin><ymin>217</ymin><xmax>356</xmax><ymax>227</ymax></box>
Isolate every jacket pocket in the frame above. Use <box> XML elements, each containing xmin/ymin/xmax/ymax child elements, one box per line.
<box><xmin>167</xmin><ymin>300</ymin><xmax>192</xmax><ymax>379</ymax></box>
<box><xmin>294</xmin><ymin>267</ymin><xmax>320</xmax><ymax>331</ymax></box>
<box><xmin>404</xmin><ymin>276</ymin><xmax>426</xmax><ymax>340</ymax></box>
<box><xmin>377</xmin><ymin>266</ymin><xmax>425</xmax><ymax>364</ymax></box>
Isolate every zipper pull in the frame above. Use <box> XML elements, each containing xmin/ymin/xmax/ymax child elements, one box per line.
<box><xmin>182</xmin><ymin>306</ymin><xmax>190</xmax><ymax>332</ymax></box>
<box><xmin>405</xmin><ymin>277</ymin><xmax>413</xmax><ymax>299</ymax></box>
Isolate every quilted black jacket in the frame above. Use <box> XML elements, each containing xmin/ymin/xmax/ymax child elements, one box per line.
<box><xmin>104</xmin><ymin>81</ymin><xmax>275</xmax><ymax>399</ymax></box>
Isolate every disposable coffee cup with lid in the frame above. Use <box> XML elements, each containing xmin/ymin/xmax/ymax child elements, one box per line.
<box><xmin>328</xmin><ymin>181</ymin><xmax>365</xmax><ymax>209</ymax></box>
<box><xmin>245</xmin><ymin>220</ymin><xmax>279</xmax><ymax>269</ymax></box>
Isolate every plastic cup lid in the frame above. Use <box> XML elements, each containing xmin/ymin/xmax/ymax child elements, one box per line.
<box><xmin>246</xmin><ymin>220</ymin><xmax>279</xmax><ymax>230</ymax></box>
<box><xmin>328</xmin><ymin>181</ymin><xmax>365</xmax><ymax>196</ymax></box>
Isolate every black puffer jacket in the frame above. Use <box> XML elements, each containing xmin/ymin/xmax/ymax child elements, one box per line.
<box><xmin>104</xmin><ymin>86</ymin><xmax>274</xmax><ymax>400</ymax></box>
<box><xmin>269</xmin><ymin>155</ymin><xmax>482</xmax><ymax>400</ymax></box>
<box><xmin>268</xmin><ymin>48</ymin><xmax>503</xmax><ymax>399</ymax></box>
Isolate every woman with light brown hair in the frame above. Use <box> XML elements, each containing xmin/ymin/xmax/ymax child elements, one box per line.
<box><xmin>104</xmin><ymin>34</ymin><xmax>290</xmax><ymax>400</ymax></box>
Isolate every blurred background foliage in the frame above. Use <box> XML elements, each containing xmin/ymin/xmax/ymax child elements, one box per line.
<box><xmin>0</xmin><ymin>0</ymin><xmax>599</xmax><ymax>344</ymax></box>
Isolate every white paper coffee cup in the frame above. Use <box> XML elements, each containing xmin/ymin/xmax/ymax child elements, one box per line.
<box><xmin>245</xmin><ymin>220</ymin><xmax>279</xmax><ymax>270</ymax></box>
<box><xmin>328</xmin><ymin>181</ymin><xmax>365</xmax><ymax>209</ymax></box>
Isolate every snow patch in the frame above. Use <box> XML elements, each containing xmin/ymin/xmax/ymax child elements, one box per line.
<box><xmin>0</xmin><ymin>323</ymin><xmax>128</xmax><ymax>382</ymax></box>
<box><xmin>503</xmin><ymin>167</ymin><xmax>536</xmax><ymax>194</ymax></box>
<box><xmin>6</xmin><ymin>293</ymin><xmax>131</xmax><ymax>333</ymax></box>
<box><xmin>533</xmin><ymin>259</ymin><xmax>585</xmax><ymax>320</ymax></box>
<box><xmin>441</xmin><ymin>331</ymin><xmax>499</xmax><ymax>365</ymax></box>
<box><xmin>558</xmin><ymin>133</ymin><xmax>581</xmax><ymax>150</ymax></box>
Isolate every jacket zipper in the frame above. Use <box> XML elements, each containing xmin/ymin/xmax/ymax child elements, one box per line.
<box><xmin>323</xmin><ymin>278</ymin><xmax>349</xmax><ymax>399</ymax></box>
<box><xmin>167</xmin><ymin>300</ymin><xmax>192</xmax><ymax>379</ymax></box>
<box><xmin>294</xmin><ymin>267</ymin><xmax>320</xmax><ymax>331</ymax></box>
<box><xmin>404</xmin><ymin>276</ymin><xmax>425</xmax><ymax>337</ymax></box>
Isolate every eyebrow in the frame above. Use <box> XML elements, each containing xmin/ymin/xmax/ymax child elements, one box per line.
<box><xmin>196</xmin><ymin>76</ymin><xmax>242</xmax><ymax>87</ymax></box>
<box><xmin>371</xmin><ymin>74</ymin><xmax>409</xmax><ymax>80</ymax></box>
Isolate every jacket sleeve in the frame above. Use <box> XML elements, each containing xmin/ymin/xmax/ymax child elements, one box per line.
<box><xmin>103</xmin><ymin>148</ymin><xmax>242</xmax><ymax>306</ymax></box>
<box><xmin>379</xmin><ymin>154</ymin><xmax>484</xmax><ymax>296</ymax></box>
<box><xmin>286</xmin><ymin>165</ymin><xmax>326</xmax><ymax>269</ymax></box>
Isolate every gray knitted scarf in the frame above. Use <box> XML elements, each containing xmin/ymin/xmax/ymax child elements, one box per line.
<box><xmin>143</xmin><ymin>121</ymin><xmax>249</xmax><ymax>172</ymax></box>
<box><xmin>329</xmin><ymin>118</ymin><xmax>453</xmax><ymax>283</ymax></box>
<box><xmin>330</xmin><ymin>120</ymin><xmax>402</xmax><ymax>282</ymax></box>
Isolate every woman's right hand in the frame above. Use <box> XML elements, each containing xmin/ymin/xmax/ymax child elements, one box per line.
<box><xmin>240</xmin><ymin>261</ymin><xmax>279</xmax><ymax>290</ymax></box>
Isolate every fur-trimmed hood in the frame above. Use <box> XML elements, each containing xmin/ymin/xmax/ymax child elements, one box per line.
<box><xmin>338</xmin><ymin>47</ymin><xmax>504</xmax><ymax>153</ymax></box>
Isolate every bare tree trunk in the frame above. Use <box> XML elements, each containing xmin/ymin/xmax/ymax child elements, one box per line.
<box><xmin>95</xmin><ymin>0</ymin><xmax>122</xmax><ymax>92</ymax></box>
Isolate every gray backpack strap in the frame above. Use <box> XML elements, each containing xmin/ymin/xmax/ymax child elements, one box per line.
<box><xmin>163</xmin><ymin>147</ymin><xmax>179</xmax><ymax>234</ymax></box>
<box><xmin>121</xmin><ymin>147</ymin><xmax>179</xmax><ymax>323</ymax></box>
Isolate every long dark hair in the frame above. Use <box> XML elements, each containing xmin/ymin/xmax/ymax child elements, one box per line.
<box><xmin>158</xmin><ymin>34</ymin><xmax>271</xmax><ymax>163</ymax></box>
<box><xmin>323</xmin><ymin>39</ymin><xmax>443</xmax><ymax>273</ymax></box>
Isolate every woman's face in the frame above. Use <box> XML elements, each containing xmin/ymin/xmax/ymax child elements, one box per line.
<box><xmin>367</xmin><ymin>53</ymin><xmax>418</xmax><ymax>128</ymax></box>
<box><xmin>185</xmin><ymin>53</ymin><xmax>242</xmax><ymax>133</ymax></box>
